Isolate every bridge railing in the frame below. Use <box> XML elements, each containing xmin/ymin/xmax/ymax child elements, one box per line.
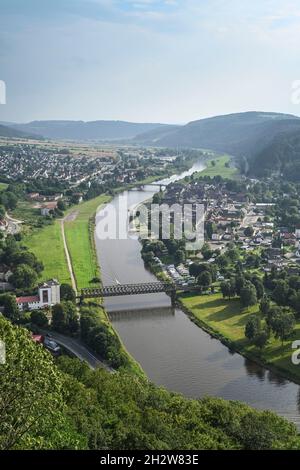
<box><xmin>80</xmin><ymin>281</ymin><xmax>176</xmax><ymax>299</ymax></box>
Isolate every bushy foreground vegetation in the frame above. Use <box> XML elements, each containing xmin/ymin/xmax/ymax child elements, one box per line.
<box><xmin>80</xmin><ymin>302</ymin><xmax>143</xmax><ymax>375</ymax></box>
<box><xmin>1</xmin><ymin>316</ymin><xmax>300</xmax><ymax>450</ymax></box>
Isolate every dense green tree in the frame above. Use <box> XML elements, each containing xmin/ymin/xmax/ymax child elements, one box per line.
<box><xmin>216</xmin><ymin>254</ymin><xmax>229</xmax><ymax>268</ymax></box>
<box><xmin>175</xmin><ymin>249</ymin><xmax>185</xmax><ymax>264</ymax></box>
<box><xmin>245</xmin><ymin>253</ymin><xmax>260</xmax><ymax>269</ymax></box>
<box><xmin>10</xmin><ymin>264</ymin><xmax>38</xmax><ymax>289</ymax></box>
<box><xmin>64</xmin><ymin>301</ymin><xmax>79</xmax><ymax>334</ymax></box>
<box><xmin>253</xmin><ymin>330</ymin><xmax>269</xmax><ymax>350</ymax></box>
<box><xmin>245</xmin><ymin>315</ymin><xmax>261</xmax><ymax>341</ymax></box>
<box><xmin>52</xmin><ymin>304</ymin><xmax>68</xmax><ymax>333</ymax></box>
<box><xmin>201</xmin><ymin>243</ymin><xmax>213</xmax><ymax>261</ymax></box>
<box><xmin>227</xmin><ymin>247</ymin><xmax>240</xmax><ymax>262</ymax></box>
<box><xmin>0</xmin><ymin>191</ymin><xmax>18</xmax><ymax>210</ymax></box>
<box><xmin>142</xmin><ymin>251</ymin><xmax>155</xmax><ymax>264</ymax></box>
<box><xmin>240</xmin><ymin>282</ymin><xmax>257</xmax><ymax>308</ymax></box>
<box><xmin>57</xmin><ymin>356</ymin><xmax>300</xmax><ymax>450</ymax></box>
<box><xmin>12</xmin><ymin>251</ymin><xmax>43</xmax><ymax>273</ymax></box>
<box><xmin>269</xmin><ymin>310</ymin><xmax>295</xmax><ymax>345</ymax></box>
<box><xmin>272</xmin><ymin>280</ymin><xmax>290</xmax><ymax>306</ymax></box>
<box><xmin>235</xmin><ymin>275</ymin><xmax>246</xmax><ymax>295</ymax></box>
<box><xmin>189</xmin><ymin>263</ymin><xmax>203</xmax><ymax>278</ymax></box>
<box><xmin>60</xmin><ymin>283</ymin><xmax>76</xmax><ymax>303</ymax></box>
<box><xmin>290</xmin><ymin>292</ymin><xmax>300</xmax><ymax>317</ymax></box>
<box><xmin>259</xmin><ymin>296</ymin><xmax>271</xmax><ymax>317</ymax></box>
<box><xmin>0</xmin><ymin>294</ymin><xmax>19</xmax><ymax>322</ymax></box>
<box><xmin>80</xmin><ymin>304</ymin><xmax>126</xmax><ymax>369</ymax></box>
<box><xmin>189</xmin><ymin>263</ymin><xmax>216</xmax><ymax>281</ymax></box>
<box><xmin>251</xmin><ymin>277</ymin><xmax>264</xmax><ymax>300</ymax></box>
<box><xmin>165</xmin><ymin>239</ymin><xmax>178</xmax><ymax>255</ymax></box>
<box><xmin>0</xmin><ymin>316</ymin><xmax>86</xmax><ymax>450</ymax></box>
<box><xmin>220</xmin><ymin>279</ymin><xmax>236</xmax><ymax>299</ymax></box>
<box><xmin>288</xmin><ymin>275</ymin><xmax>300</xmax><ymax>291</ymax></box>
<box><xmin>206</xmin><ymin>221</ymin><xmax>216</xmax><ymax>240</ymax></box>
<box><xmin>52</xmin><ymin>302</ymin><xmax>79</xmax><ymax>335</ymax></box>
<box><xmin>197</xmin><ymin>271</ymin><xmax>212</xmax><ymax>290</ymax></box>
<box><xmin>57</xmin><ymin>199</ymin><xmax>66</xmax><ymax>211</ymax></box>
<box><xmin>30</xmin><ymin>309</ymin><xmax>49</xmax><ymax>327</ymax></box>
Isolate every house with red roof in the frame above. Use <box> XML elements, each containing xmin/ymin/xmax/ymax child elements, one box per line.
<box><xmin>16</xmin><ymin>279</ymin><xmax>61</xmax><ymax>311</ymax></box>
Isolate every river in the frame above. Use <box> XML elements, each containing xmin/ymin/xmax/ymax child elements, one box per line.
<box><xmin>94</xmin><ymin>159</ymin><xmax>300</xmax><ymax>427</ymax></box>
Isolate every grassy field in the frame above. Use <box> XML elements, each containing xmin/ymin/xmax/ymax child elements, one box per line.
<box><xmin>64</xmin><ymin>194</ymin><xmax>111</xmax><ymax>289</ymax></box>
<box><xmin>196</xmin><ymin>155</ymin><xmax>237</xmax><ymax>179</ymax></box>
<box><xmin>25</xmin><ymin>221</ymin><xmax>71</xmax><ymax>284</ymax></box>
<box><xmin>25</xmin><ymin>194</ymin><xmax>111</xmax><ymax>288</ymax></box>
<box><xmin>180</xmin><ymin>292</ymin><xmax>300</xmax><ymax>383</ymax></box>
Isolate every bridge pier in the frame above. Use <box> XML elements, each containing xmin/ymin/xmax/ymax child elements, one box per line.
<box><xmin>170</xmin><ymin>289</ymin><xmax>176</xmax><ymax>307</ymax></box>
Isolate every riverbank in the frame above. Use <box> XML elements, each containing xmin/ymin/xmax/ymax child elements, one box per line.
<box><xmin>25</xmin><ymin>192</ymin><xmax>144</xmax><ymax>376</ymax></box>
<box><xmin>63</xmin><ymin>195</ymin><xmax>144</xmax><ymax>376</ymax></box>
<box><xmin>135</xmin><ymin>154</ymin><xmax>300</xmax><ymax>386</ymax></box>
<box><xmin>178</xmin><ymin>292</ymin><xmax>300</xmax><ymax>386</ymax></box>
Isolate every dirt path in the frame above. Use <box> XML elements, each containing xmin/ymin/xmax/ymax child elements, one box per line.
<box><xmin>60</xmin><ymin>219</ymin><xmax>77</xmax><ymax>294</ymax></box>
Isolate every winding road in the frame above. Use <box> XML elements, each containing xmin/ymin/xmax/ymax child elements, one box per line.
<box><xmin>41</xmin><ymin>329</ymin><xmax>113</xmax><ymax>372</ymax></box>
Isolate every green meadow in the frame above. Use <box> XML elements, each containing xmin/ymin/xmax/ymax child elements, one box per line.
<box><xmin>197</xmin><ymin>155</ymin><xmax>238</xmax><ymax>179</ymax></box>
<box><xmin>25</xmin><ymin>221</ymin><xmax>71</xmax><ymax>284</ymax></box>
<box><xmin>25</xmin><ymin>194</ymin><xmax>111</xmax><ymax>289</ymax></box>
<box><xmin>63</xmin><ymin>194</ymin><xmax>111</xmax><ymax>289</ymax></box>
<box><xmin>180</xmin><ymin>292</ymin><xmax>300</xmax><ymax>382</ymax></box>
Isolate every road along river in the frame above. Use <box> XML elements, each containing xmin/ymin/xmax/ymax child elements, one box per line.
<box><xmin>94</xmin><ymin>159</ymin><xmax>300</xmax><ymax>427</ymax></box>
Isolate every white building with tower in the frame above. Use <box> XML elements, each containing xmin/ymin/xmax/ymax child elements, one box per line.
<box><xmin>16</xmin><ymin>279</ymin><xmax>61</xmax><ymax>311</ymax></box>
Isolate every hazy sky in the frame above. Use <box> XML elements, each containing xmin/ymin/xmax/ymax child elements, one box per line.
<box><xmin>1</xmin><ymin>0</ymin><xmax>300</xmax><ymax>123</ymax></box>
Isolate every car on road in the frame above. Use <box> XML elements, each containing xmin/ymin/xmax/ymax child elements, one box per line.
<box><xmin>43</xmin><ymin>336</ymin><xmax>61</xmax><ymax>356</ymax></box>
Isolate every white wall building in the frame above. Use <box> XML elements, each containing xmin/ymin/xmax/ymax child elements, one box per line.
<box><xmin>16</xmin><ymin>279</ymin><xmax>61</xmax><ymax>311</ymax></box>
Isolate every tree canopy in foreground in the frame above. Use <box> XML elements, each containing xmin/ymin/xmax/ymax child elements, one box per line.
<box><xmin>1</xmin><ymin>316</ymin><xmax>300</xmax><ymax>450</ymax></box>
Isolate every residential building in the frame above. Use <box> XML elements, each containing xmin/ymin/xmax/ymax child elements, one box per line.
<box><xmin>16</xmin><ymin>279</ymin><xmax>61</xmax><ymax>311</ymax></box>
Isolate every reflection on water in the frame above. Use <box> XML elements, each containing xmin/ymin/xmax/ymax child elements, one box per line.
<box><xmin>95</xmin><ymin>160</ymin><xmax>300</xmax><ymax>428</ymax></box>
<box><xmin>109</xmin><ymin>306</ymin><xmax>175</xmax><ymax>322</ymax></box>
<box><xmin>109</xmin><ymin>306</ymin><xmax>300</xmax><ymax>421</ymax></box>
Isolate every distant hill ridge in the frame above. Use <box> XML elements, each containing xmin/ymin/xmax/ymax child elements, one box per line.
<box><xmin>4</xmin><ymin>112</ymin><xmax>300</xmax><ymax>181</ymax></box>
<box><xmin>7</xmin><ymin>120</ymin><xmax>174</xmax><ymax>141</ymax></box>
<box><xmin>135</xmin><ymin>111</ymin><xmax>300</xmax><ymax>156</ymax></box>
<box><xmin>0</xmin><ymin>123</ymin><xmax>35</xmax><ymax>139</ymax></box>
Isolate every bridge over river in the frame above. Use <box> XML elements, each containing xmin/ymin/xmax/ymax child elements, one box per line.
<box><xmin>79</xmin><ymin>281</ymin><xmax>196</xmax><ymax>305</ymax></box>
<box><xmin>133</xmin><ymin>182</ymin><xmax>166</xmax><ymax>192</ymax></box>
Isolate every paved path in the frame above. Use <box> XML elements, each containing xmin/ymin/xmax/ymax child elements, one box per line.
<box><xmin>6</xmin><ymin>213</ymin><xmax>22</xmax><ymax>235</ymax></box>
<box><xmin>60</xmin><ymin>219</ymin><xmax>77</xmax><ymax>294</ymax></box>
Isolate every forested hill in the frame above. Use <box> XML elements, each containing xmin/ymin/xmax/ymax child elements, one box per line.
<box><xmin>135</xmin><ymin>112</ymin><xmax>300</xmax><ymax>158</ymax></box>
<box><xmin>7</xmin><ymin>120</ymin><xmax>173</xmax><ymax>141</ymax></box>
<box><xmin>0</xmin><ymin>123</ymin><xmax>34</xmax><ymax>139</ymax></box>
<box><xmin>1</xmin><ymin>315</ymin><xmax>300</xmax><ymax>450</ymax></box>
<box><xmin>249</xmin><ymin>129</ymin><xmax>300</xmax><ymax>180</ymax></box>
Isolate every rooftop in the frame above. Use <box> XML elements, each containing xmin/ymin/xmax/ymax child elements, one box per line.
<box><xmin>16</xmin><ymin>296</ymin><xmax>39</xmax><ymax>304</ymax></box>
<box><xmin>39</xmin><ymin>279</ymin><xmax>60</xmax><ymax>288</ymax></box>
